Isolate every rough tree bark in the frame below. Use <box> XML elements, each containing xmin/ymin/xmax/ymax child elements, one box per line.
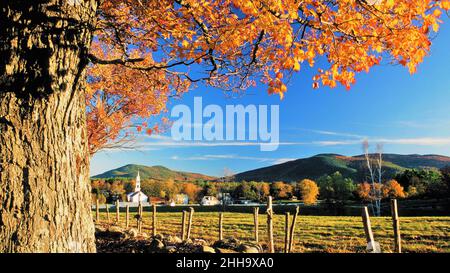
<box><xmin>0</xmin><ymin>0</ymin><xmax>98</xmax><ymax>252</ymax></box>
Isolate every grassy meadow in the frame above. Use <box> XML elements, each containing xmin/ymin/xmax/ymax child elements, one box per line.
<box><xmin>94</xmin><ymin>211</ymin><xmax>450</xmax><ymax>253</ymax></box>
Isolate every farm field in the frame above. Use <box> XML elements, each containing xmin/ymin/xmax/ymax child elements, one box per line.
<box><xmin>94</xmin><ymin>211</ymin><xmax>450</xmax><ymax>253</ymax></box>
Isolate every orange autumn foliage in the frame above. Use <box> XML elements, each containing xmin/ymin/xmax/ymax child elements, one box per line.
<box><xmin>382</xmin><ymin>179</ymin><xmax>406</xmax><ymax>199</ymax></box>
<box><xmin>181</xmin><ymin>182</ymin><xmax>202</xmax><ymax>203</ymax></box>
<box><xmin>86</xmin><ymin>0</ymin><xmax>449</xmax><ymax>154</ymax></box>
<box><xmin>357</xmin><ymin>182</ymin><xmax>374</xmax><ymax>202</ymax></box>
<box><xmin>298</xmin><ymin>179</ymin><xmax>319</xmax><ymax>205</ymax></box>
<box><xmin>358</xmin><ymin>180</ymin><xmax>406</xmax><ymax>201</ymax></box>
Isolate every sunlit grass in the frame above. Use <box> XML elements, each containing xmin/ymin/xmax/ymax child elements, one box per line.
<box><xmin>94</xmin><ymin>211</ymin><xmax>450</xmax><ymax>253</ymax></box>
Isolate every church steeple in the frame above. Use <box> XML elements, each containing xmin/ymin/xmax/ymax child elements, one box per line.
<box><xmin>127</xmin><ymin>169</ymin><xmax>148</xmax><ymax>203</ymax></box>
<box><xmin>135</xmin><ymin>170</ymin><xmax>141</xmax><ymax>192</ymax></box>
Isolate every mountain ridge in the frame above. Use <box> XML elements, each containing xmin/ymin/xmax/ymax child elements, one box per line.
<box><xmin>233</xmin><ymin>153</ymin><xmax>450</xmax><ymax>182</ymax></box>
<box><xmin>92</xmin><ymin>164</ymin><xmax>216</xmax><ymax>181</ymax></box>
<box><xmin>92</xmin><ymin>153</ymin><xmax>450</xmax><ymax>182</ymax></box>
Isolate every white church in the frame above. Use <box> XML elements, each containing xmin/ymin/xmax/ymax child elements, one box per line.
<box><xmin>126</xmin><ymin>171</ymin><xmax>149</xmax><ymax>203</ymax></box>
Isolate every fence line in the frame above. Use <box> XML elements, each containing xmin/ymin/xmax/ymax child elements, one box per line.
<box><xmin>93</xmin><ymin>198</ymin><xmax>403</xmax><ymax>253</ymax></box>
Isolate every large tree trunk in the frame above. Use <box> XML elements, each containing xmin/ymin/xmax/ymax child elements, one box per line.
<box><xmin>0</xmin><ymin>1</ymin><xmax>97</xmax><ymax>252</ymax></box>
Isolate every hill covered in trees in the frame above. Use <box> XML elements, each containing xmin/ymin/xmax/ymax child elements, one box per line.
<box><xmin>92</xmin><ymin>154</ymin><xmax>450</xmax><ymax>184</ymax></box>
<box><xmin>92</xmin><ymin>164</ymin><xmax>216</xmax><ymax>182</ymax></box>
<box><xmin>233</xmin><ymin>154</ymin><xmax>450</xmax><ymax>182</ymax></box>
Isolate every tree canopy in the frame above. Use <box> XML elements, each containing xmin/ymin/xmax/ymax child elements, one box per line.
<box><xmin>317</xmin><ymin>171</ymin><xmax>356</xmax><ymax>201</ymax></box>
<box><xmin>297</xmin><ymin>179</ymin><xmax>319</xmax><ymax>205</ymax></box>
<box><xmin>86</xmin><ymin>0</ymin><xmax>450</xmax><ymax>153</ymax></box>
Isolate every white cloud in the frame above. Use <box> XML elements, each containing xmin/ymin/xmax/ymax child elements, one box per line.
<box><xmin>139</xmin><ymin>141</ymin><xmax>308</xmax><ymax>147</ymax></box>
<box><xmin>313</xmin><ymin>140</ymin><xmax>361</xmax><ymax>146</ymax></box>
<box><xmin>312</xmin><ymin>137</ymin><xmax>450</xmax><ymax>146</ymax></box>
<box><xmin>394</xmin><ymin>120</ymin><xmax>450</xmax><ymax>129</ymax></box>
<box><xmin>170</xmin><ymin>154</ymin><xmax>297</xmax><ymax>165</ymax></box>
<box><xmin>272</xmin><ymin>158</ymin><xmax>297</xmax><ymax>165</ymax></box>
<box><xmin>100</xmin><ymin>147</ymin><xmax>160</xmax><ymax>153</ymax></box>
<box><xmin>141</xmin><ymin>134</ymin><xmax>173</xmax><ymax>140</ymax></box>
<box><xmin>102</xmin><ymin>130</ymin><xmax>450</xmax><ymax>152</ymax></box>
<box><xmin>203</xmin><ymin>154</ymin><xmax>236</xmax><ymax>159</ymax></box>
<box><xmin>295</xmin><ymin>128</ymin><xmax>365</xmax><ymax>139</ymax></box>
<box><xmin>374</xmin><ymin>137</ymin><xmax>450</xmax><ymax>146</ymax></box>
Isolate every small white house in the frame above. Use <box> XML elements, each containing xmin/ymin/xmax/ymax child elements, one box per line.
<box><xmin>201</xmin><ymin>196</ymin><xmax>220</xmax><ymax>206</ymax></box>
<box><xmin>127</xmin><ymin>171</ymin><xmax>148</xmax><ymax>202</ymax></box>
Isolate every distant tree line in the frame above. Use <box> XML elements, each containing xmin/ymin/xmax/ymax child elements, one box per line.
<box><xmin>91</xmin><ymin>166</ymin><xmax>450</xmax><ymax>205</ymax></box>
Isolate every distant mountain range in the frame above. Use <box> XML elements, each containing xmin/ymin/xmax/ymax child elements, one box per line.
<box><xmin>91</xmin><ymin>164</ymin><xmax>216</xmax><ymax>182</ymax></box>
<box><xmin>233</xmin><ymin>154</ymin><xmax>450</xmax><ymax>182</ymax></box>
<box><xmin>92</xmin><ymin>154</ymin><xmax>450</xmax><ymax>183</ymax></box>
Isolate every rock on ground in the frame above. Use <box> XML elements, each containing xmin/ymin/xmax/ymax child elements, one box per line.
<box><xmin>95</xmin><ymin>224</ymin><xmax>261</xmax><ymax>253</ymax></box>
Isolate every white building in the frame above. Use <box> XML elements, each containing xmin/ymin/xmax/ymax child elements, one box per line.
<box><xmin>126</xmin><ymin>171</ymin><xmax>148</xmax><ymax>202</ymax></box>
<box><xmin>201</xmin><ymin>196</ymin><xmax>220</xmax><ymax>206</ymax></box>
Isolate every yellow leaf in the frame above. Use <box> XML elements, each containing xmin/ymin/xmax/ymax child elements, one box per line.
<box><xmin>375</xmin><ymin>44</ymin><xmax>383</xmax><ymax>53</ymax></box>
<box><xmin>386</xmin><ymin>0</ymin><xmax>394</xmax><ymax>8</ymax></box>
<box><xmin>442</xmin><ymin>0</ymin><xmax>450</xmax><ymax>10</ymax></box>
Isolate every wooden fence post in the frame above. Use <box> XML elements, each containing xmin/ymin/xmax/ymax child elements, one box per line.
<box><xmin>219</xmin><ymin>212</ymin><xmax>224</xmax><ymax>241</ymax></box>
<box><xmin>152</xmin><ymin>203</ymin><xmax>157</xmax><ymax>237</ymax></box>
<box><xmin>284</xmin><ymin>212</ymin><xmax>290</xmax><ymax>253</ymax></box>
<box><xmin>137</xmin><ymin>201</ymin><xmax>142</xmax><ymax>232</ymax></box>
<box><xmin>126</xmin><ymin>204</ymin><xmax>129</xmax><ymax>228</ymax></box>
<box><xmin>142</xmin><ymin>202</ymin><xmax>145</xmax><ymax>218</ymax></box>
<box><xmin>115</xmin><ymin>199</ymin><xmax>120</xmax><ymax>224</ymax></box>
<box><xmin>187</xmin><ymin>207</ymin><xmax>194</xmax><ymax>240</ymax></box>
<box><xmin>362</xmin><ymin>206</ymin><xmax>375</xmax><ymax>248</ymax></box>
<box><xmin>181</xmin><ymin>210</ymin><xmax>187</xmax><ymax>240</ymax></box>
<box><xmin>254</xmin><ymin>207</ymin><xmax>259</xmax><ymax>243</ymax></box>
<box><xmin>106</xmin><ymin>203</ymin><xmax>110</xmax><ymax>223</ymax></box>
<box><xmin>288</xmin><ymin>206</ymin><xmax>299</xmax><ymax>253</ymax></box>
<box><xmin>96</xmin><ymin>199</ymin><xmax>99</xmax><ymax>223</ymax></box>
<box><xmin>267</xmin><ymin>196</ymin><xmax>274</xmax><ymax>253</ymax></box>
<box><xmin>391</xmin><ymin>199</ymin><xmax>401</xmax><ymax>253</ymax></box>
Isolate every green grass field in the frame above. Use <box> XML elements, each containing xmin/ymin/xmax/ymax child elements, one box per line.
<box><xmin>94</xmin><ymin>211</ymin><xmax>450</xmax><ymax>253</ymax></box>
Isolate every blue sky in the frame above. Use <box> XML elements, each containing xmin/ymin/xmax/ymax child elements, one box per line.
<box><xmin>91</xmin><ymin>20</ymin><xmax>450</xmax><ymax>177</ymax></box>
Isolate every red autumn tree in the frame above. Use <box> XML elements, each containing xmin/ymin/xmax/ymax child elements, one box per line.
<box><xmin>2</xmin><ymin>0</ymin><xmax>448</xmax><ymax>252</ymax></box>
